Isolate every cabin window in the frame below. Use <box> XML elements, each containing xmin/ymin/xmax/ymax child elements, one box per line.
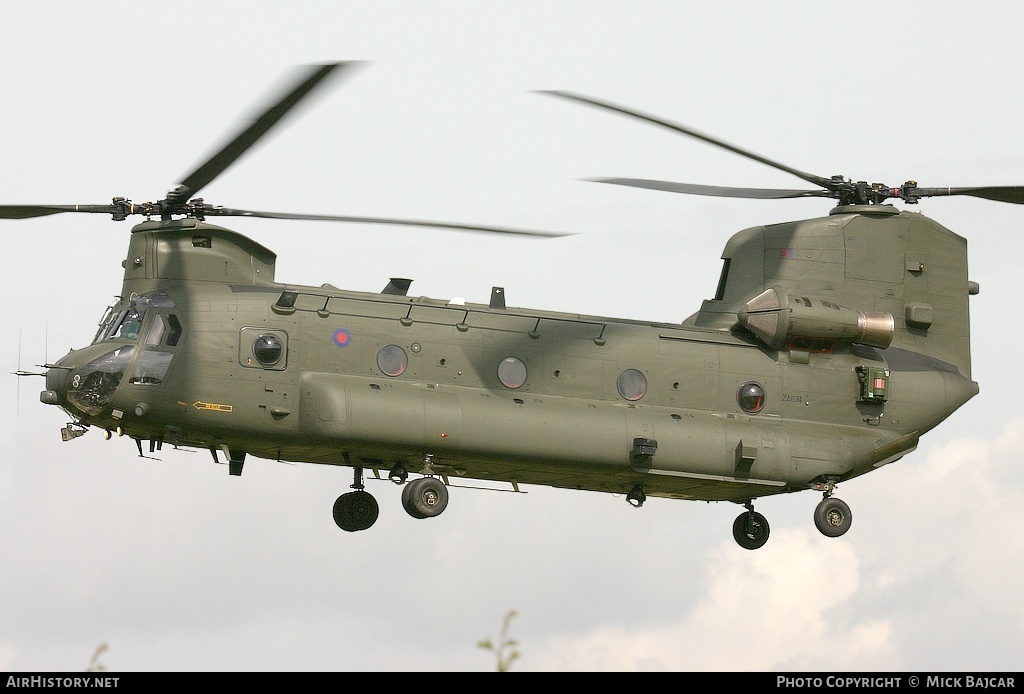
<box><xmin>377</xmin><ymin>344</ymin><xmax>408</xmax><ymax>377</ymax></box>
<box><xmin>497</xmin><ymin>357</ymin><xmax>527</xmax><ymax>389</ymax></box>
<box><xmin>253</xmin><ymin>334</ymin><xmax>285</xmax><ymax>366</ymax></box>
<box><xmin>240</xmin><ymin>328</ymin><xmax>287</xmax><ymax>370</ymax></box>
<box><xmin>737</xmin><ymin>381</ymin><xmax>766</xmax><ymax>413</ymax></box>
<box><xmin>617</xmin><ymin>369</ymin><xmax>648</xmax><ymax>401</ymax></box>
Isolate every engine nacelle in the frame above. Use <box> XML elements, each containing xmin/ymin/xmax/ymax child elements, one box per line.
<box><xmin>737</xmin><ymin>287</ymin><xmax>894</xmax><ymax>350</ymax></box>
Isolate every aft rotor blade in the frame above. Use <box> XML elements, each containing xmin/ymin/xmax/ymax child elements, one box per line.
<box><xmin>0</xmin><ymin>204</ymin><xmax>117</xmax><ymax>219</ymax></box>
<box><xmin>539</xmin><ymin>90</ymin><xmax>835</xmax><ymax>191</ymax></box>
<box><xmin>205</xmin><ymin>207</ymin><xmax>572</xmax><ymax>237</ymax></box>
<box><xmin>913</xmin><ymin>186</ymin><xmax>1024</xmax><ymax>204</ymax></box>
<box><xmin>171</xmin><ymin>62</ymin><xmax>357</xmax><ymax>204</ymax></box>
<box><xmin>590</xmin><ymin>177</ymin><xmax>833</xmax><ymax>200</ymax></box>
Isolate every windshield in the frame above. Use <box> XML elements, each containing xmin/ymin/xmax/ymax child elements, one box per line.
<box><xmin>66</xmin><ymin>346</ymin><xmax>136</xmax><ymax>416</ymax></box>
<box><xmin>93</xmin><ymin>293</ymin><xmax>176</xmax><ymax>344</ymax></box>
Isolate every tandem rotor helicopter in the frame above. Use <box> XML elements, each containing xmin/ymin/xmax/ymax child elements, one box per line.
<box><xmin>7</xmin><ymin>62</ymin><xmax>1019</xmax><ymax>549</ymax></box>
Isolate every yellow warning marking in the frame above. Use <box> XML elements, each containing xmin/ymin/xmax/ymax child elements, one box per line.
<box><xmin>193</xmin><ymin>401</ymin><xmax>233</xmax><ymax>413</ymax></box>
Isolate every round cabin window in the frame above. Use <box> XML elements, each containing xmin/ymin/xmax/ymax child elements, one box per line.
<box><xmin>737</xmin><ymin>381</ymin><xmax>766</xmax><ymax>413</ymax></box>
<box><xmin>617</xmin><ymin>369</ymin><xmax>647</xmax><ymax>401</ymax></box>
<box><xmin>497</xmin><ymin>357</ymin><xmax>527</xmax><ymax>389</ymax></box>
<box><xmin>253</xmin><ymin>334</ymin><xmax>284</xmax><ymax>366</ymax></box>
<box><xmin>377</xmin><ymin>344</ymin><xmax>408</xmax><ymax>377</ymax></box>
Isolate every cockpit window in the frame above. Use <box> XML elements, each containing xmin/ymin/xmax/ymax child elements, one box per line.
<box><xmin>166</xmin><ymin>314</ymin><xmax>182</xmax><ymax>346</ymax></box>
<box><xmin>113</xmin><ymin>307</ymin><xmax>146</xmax><ymax>341</ymax></box>
<box><xmin>94</xmin><ymin>307</ymin><xmax>123</xmax><ymax>344</ymax></box>
<box><xmin>66</xmin><ymin>346</ymin><xmax>135</xmax><ymax>416</ymax></box>
<box><xmin>145</xmin><ymin>314</ymin><xmax>166</xmax><ymax>347</ymax></box>
<box><xmin>129</xmin><ymin>351</ymin><xmax>174</xmax><ymax>385</ymax></box>
<box><xmin>93</xmin><ymin>293</ymin><xmax>177</xmax><ymax>345</ymax></box>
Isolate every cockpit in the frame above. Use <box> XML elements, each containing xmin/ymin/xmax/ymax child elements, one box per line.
<box><xmin>93</xmin><ymin>292</ymin><xmax>181</xmax><ymax>346</ymax></box>
<box><xmin>46</xmin><ymin>292</ymin><xmax>184</xmax><ymax>421</ymax></box>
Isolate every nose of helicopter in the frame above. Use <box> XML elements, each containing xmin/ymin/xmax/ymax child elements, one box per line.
<box><xmin>39</xmin><ymin>343</ymin><xmax>137</xmax><ymax>420</ymax></box>
<box><xmin>40</xmin><ymin>353</ymin><xmax>75</xmax><ymax>406</ymax></box>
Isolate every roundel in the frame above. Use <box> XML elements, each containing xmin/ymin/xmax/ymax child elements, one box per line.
<box><xmin>333</xmin><ymin>328</ymin><xmax>352</xmax><ymax>347</ymax></box>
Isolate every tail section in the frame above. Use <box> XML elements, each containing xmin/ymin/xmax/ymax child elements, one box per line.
<box><xmin>689</xmin><ymin>204</ymin><xmax>975</xmax><ymax>380</ymax></box>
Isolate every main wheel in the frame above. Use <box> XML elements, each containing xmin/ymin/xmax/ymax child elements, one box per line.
<box><xmin>332</xmin><ymin>490</ymin><xmax>379</xmax><ymax>532</ymax></box>
<box><xmin>401</xmin><ymin>477</ymin><xmax>449</xmax><ymax>519</ymax></box>
<box><xmin>814</xmin><ymin>497</ymin><xmax>852</xmax><ymax>537</ymax></box>
<box><xmin>732</xmin><ymin>511</ymin><xmax>770</xmax><ymax>550</ymax></box>
<box><xmin>401</xmin><ymin>482</ymin><xmax>426</xmax><ymax>519</ymax></box>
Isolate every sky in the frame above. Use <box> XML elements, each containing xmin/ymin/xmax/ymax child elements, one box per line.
<box><xmin>1</xmin><ymin>0</ymin><xmax>1023</xmax><ymax>673</ymax></box>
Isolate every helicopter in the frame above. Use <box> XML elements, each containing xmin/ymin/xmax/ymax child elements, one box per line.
<box><xmin>6</xmin><ymin>62</ymin><xmax>1018</xmax><ymax>550</ymax></box>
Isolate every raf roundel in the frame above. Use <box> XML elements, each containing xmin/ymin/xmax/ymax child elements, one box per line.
<box><xmin>333</xmin><ymin>328</ymin><xmax>352</xmax><ymax>348</ymax></box>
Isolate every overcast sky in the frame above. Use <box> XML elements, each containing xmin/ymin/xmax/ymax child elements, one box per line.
<box><xmin>1</xmin><ymin>1</ymin><xmax>1022</xmax><ymax>672</ymax></box>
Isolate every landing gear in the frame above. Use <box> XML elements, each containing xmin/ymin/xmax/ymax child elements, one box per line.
<box><xmin>330</xmin><ymin>462</ymin><xmax>451</xmax><ymax>530</ymax></box>
<box><xmin>332</xmin><ymin>491</ymin><xmax>379</xmax><ymax>532</ymax></box>
<box><xmin>732</xmin><ymin>501</ymin><xmax>770</xmax><ymax>550</ymax></box>
<box><xmin>332</xmin><ymin>466</ymin><xmax>379</xmax><ymax>532</ymax></box>
<box><xmin>401</xmin><ymin>476</ymin><xmax>449</xmax><ymax>519</ymax></box>
<box><xmin>814</xmin><ymin>496</ymin><xmax>852</xmax><ymax>537</ymax></box>
<box><xmin>626</xmin><ymin>485</ymin><xmax>646</xmax><ymax>507</ymax></box>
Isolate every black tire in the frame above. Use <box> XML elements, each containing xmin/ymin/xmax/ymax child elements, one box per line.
<box><xmin>814</xmin><ymin>497</ymin><xmax>852</xmax><ymax>537</ymax></box>
<box><xmin>402</xmin><ymin>477</ymin><xmax>449</xmax><ymax>519</ymax></box>
<box><xmin>732</xmin><ymin>511</ymin><xmax>770</xmax><ymax>550</ymax></box>
<box><xmin>332</xmin><ymin>490</ymin><xmax>379</xmax><ymax>532</ymax></box>
<box><xmin>401</xmin><ymin>482</ymin><xmax>426</xmax><ymax>519</ymax></box>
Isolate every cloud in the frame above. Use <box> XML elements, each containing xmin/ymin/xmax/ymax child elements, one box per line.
<box><xmin>527</xmin><ymin>528</ymin><xmax>891</xmax><ymax>671</ymax></box>
<box><xmin>519</xmin><ymin>420</ymin><xmax>1024</xmax><ymax>672</ymax></box>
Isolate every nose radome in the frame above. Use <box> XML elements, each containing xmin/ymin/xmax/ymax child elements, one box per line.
<box><xmin>42</xmin><ymin>354</ymin><xmax>75</xmax><ymax>406</ymax></box>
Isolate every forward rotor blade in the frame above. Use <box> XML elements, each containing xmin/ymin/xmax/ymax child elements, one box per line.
<box><xmin>590</xmin><ymin>177</ymin><xmax>833</xmax><ymax>200</ymax></box>
<box><xmin>0</xmin><ymin>204</ymin><xmax>117</xmax><ymax>219</ymax></box>
<box><xmin>204</xmin><ymin>207</ymin><xmax>572</xmax><ymax>237</ymax></box>
<box><xmin>913</xmin><ymin>186</ymin><xmax>1024</xmax><ymax>204</ymax></box>
<box><xmin>171</xmin><ymin>62</ymin><xmax>357</xmax><ymax>204</ymax></box>
<box><xmin>539</xmin><ymin>90</ymin><xmax>834</xmax><ymax>191</ymax></box>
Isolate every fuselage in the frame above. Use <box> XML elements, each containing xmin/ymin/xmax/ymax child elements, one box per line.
<box><xmin>43</xmin><ymin>206</ymin><xmax>978</xmax><ymax>505</ymax></box>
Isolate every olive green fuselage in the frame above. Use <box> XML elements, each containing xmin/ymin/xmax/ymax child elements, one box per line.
<box><xmin>48</xmin><ymin>206</ymin><xmax>978</xmax><ymax>504</ymax></box>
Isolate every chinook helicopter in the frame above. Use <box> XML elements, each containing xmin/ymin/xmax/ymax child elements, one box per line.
<box><xmin>6</xmin><ymin>62</ymin><xmax>1018</xmax><ymax>550</ymax></box>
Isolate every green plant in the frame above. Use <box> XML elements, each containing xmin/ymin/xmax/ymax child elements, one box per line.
<box><xmin>478</xmin><ymin>610</ymin><xmax>520</xmax><ymax>672</ymax></box>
